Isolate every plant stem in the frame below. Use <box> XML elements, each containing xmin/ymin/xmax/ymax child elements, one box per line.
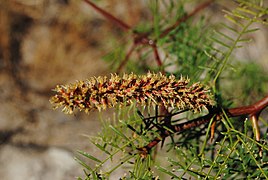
<box><xmin>139</xmin><ymin>95</ymin><xmax>268</xmax><ymax>154</ymax></box>
<box><xmin>83</xmin><ymin>0</ymin><xmax>131</xmax><ymax>31</ymax></box>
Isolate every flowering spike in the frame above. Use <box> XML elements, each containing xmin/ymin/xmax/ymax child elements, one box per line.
<box><xmin>50</xmin><ymin>72</ymin><xmax>215</xmax><ymax>114</ymax></box>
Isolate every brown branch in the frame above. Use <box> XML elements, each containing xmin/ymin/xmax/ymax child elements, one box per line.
<box><xmin>116</xmin><ymin>43</ymin><xmax>136</xmax><ymax>73</ymax></box>
<box><xmin>138</xmin><ymin>95</ymin><xmax>268</xmax><ymax>155</ymax></box>
<box><xmin>117</xmin><ymin>0</ymin><xmax>213</xmax><ymax>71</ymax></box>
<box><xmin>84</xmin><ymin>0</ymin><xmax>213</xmax><ymax>72</ymax></box>
<box><xmin>227</xmin><ymin>96</ymin><xmax>268</xmax><ymax>151</ymax></box>
<box><xmin>227</xmin><ymin>95</ymin><xmax>268</xmax><ymax>117</ymax></box>
<box><xmin>138</xmin><ymin>111</ymin><xmax>215</xmax><ymax>155</ymax></box>
<box><xmin>152</xmin><ymin>44</ymin><xmax>162</xmax><ymax>67</ymax></box>
<box><xmin>83</xmin><ymin>0</ymin><xmax>131</xmax><ymax>31</ymax></box>
<box><xmin>159</xmin><ymin>0</ymin><xmax>214</xmax><ymax>38</ymax></box>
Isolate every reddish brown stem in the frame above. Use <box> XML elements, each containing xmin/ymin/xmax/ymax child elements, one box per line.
<box><xmin>84</xmin><ymin>0</ymin><xmax>212</xmax><ymax>72</ymax></box>
<box><xmin>83</xmin><ymin>0</ymin><xmax>131</xmax><ymax>31</ymax></box>
<box><xmin>116</xmin><ymin>43</ymin><xmax>136</xmax><ymax>73</ymax></box>
<box><xmin>138</xmin><ymin>112</ymin><xmax>215</xmax><ymax>155</ymax></box>
<box><xmin>227</xmin><ymin>95</ymin><xmax>268</xmax><ymax>117</ymax></box>
<box><xmin>116</xmin><ymin>0</ymin><xmax>213</xmax><ymax>71</ymax></box>
<box><xmin>159</xmin><ymin>0</ymin><xmax>214</xmax><ymax>38</ymax></box>
<box><xmin>152</xmin><ymin>44</ymin><xmax>162</xmax><ymax>67</ymax></box>
<box><xmin>139</xmin><ymin>95</ymin><xmax>268</xmax><ymax>154</ymax></box>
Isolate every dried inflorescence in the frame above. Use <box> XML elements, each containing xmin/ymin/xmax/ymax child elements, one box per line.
<box><xmin>50</xmin><ymin>72</ymin><xmax>215</xmax><ymax>114</ymax></box>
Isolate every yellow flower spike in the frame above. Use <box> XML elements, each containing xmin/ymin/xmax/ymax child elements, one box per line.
<box><xmin>50</xmin><ymin>72</ymin><xmax>215</xmax><ymax>114</ymax></box>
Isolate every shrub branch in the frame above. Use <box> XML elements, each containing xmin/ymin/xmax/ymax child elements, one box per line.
<box><xmin>138</xmin><ymin>95</ymin><xmax>268</xmax><ymax>155</ymax></box>
<box><xmin>83</xmin><ymin>0</ymin><xmax>213</xmax><ymax>72</ymax></box>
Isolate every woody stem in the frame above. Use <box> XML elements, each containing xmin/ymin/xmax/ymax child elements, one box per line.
<box><xmin>138</xmin><ymin>95</ymin><xmax>268</xmax><ymax>154</ymax></box>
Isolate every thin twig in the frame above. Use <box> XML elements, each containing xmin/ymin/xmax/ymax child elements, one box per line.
<box><xmin>159</xmin><ymin>0</ymin><xmax>214</xmax><ymax>38</ymax></box>
<box><xmin>116</xmin><ymin>43</ymin><xmax>136</xmax><ymax>73</ymax></box>
<box><xmin>138</xmin><ymin>110</ymin><xmax>216</xmax><ymax>155</ymax></box>
<box><xmin>152</xmin><ymin>44</ymin><xmax>162</xmax><ymax>67</ymax></box>
<box><xmin>227</xmin><ymin>95</ymin><xmax>268</xmax><ymax>117</ymax></box>
<box><xmin>83</xmin><ymin>0</ymin><xmax>131</xmax><ymax>31</ymax></box>
<box><xmin>83</xmin><ymin>0</ymin><xmax>213</xmax><ymax>72</ymax></box>
<box><xmin>139</xmin><ymin>95</ymin><xmax>268</xmax><ymax>154</ymax></box>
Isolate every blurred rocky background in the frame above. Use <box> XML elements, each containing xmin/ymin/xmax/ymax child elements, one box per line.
<box><xmin>0</xmin><ymin>0</ymin><xmax>149</xmax><ymax>179</ymax></box>
<box><xmin>0</xmin><ymin>0</ymin><xmax>267</xmax><ymax>179</ymax></box>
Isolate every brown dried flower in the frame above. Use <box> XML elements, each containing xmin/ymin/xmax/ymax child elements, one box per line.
<box><xmin>50</xmin><ymin>72</ymin><xmax>214</xmax><ymax>114</ymax></box>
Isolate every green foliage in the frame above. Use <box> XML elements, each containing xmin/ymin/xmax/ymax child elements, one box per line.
<box><xmin>75</xmin><ymin>104</ymin><xmax>160</xmax><ymax>179</ymax></box>
<box><xmin>206</xmin><ymin>0</ymin><xmax>268</xmax><ymax>85</ymax></box>
<box><xmin>222</xmin><ymin>62</ymin><xmax>268</xmax><ymax>106</ymax></box>
<box><xmin>74</xmin><ymin>0</ymin><xmax>268</xmax><ymax>179</ymax></box>
<box><xmin>163</xmin><ymin>18</ymin><xmax>211</xmax><ymax>81</ymax></box>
